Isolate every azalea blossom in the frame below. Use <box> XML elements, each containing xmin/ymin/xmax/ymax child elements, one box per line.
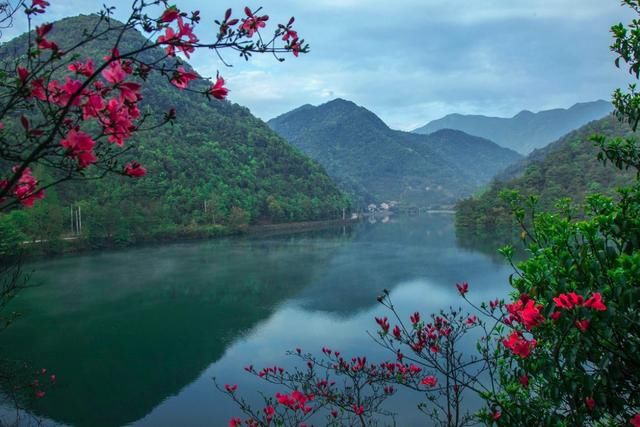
<box><xmin>502</xmin><ymin>331</ymin><xmax>537</xmax><ymax>358</ymax></box>
<box><xmin>170</xmin><ymin>67</ymin><xmax>199</xmax><ymax>89</ymax></box>
<box><xmin>124</xmin><ymin>162</ymin><xmax>146</xmax><ymax>177</ymax></box>
<box><xmin>456</xmin><ymin>282</ymin><xmax>469</xmax><ymax>296</ymax></box>
<box><xmin>421</xmin><ymin>376</ymin><xmax>437</xmax><ymax>387</ymax></box>
<box><xmin>209</xmin><ymin>76</ymin><xmax>229</xmax><ymax>100</ymax></box>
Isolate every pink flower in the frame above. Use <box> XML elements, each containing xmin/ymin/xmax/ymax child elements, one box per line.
<box><xmin>209</xmin><ymin>76</ymin><xmax>229</xmax><ymax>100</ymax></box>
<box><xmin>241</xmin><ymin>8</ymin><xmax>269</xmax><ymax>37</ymax></box>
<box><xmin>68</xmin><ymin>59</ymin><xmax>94</xmax><ymax>77</ymax></box>
<box><xmin>224</xmin><ymin>384</ymin><xmax>237</xmax><ymax>393</ymax></box>
<box><xmin>421</xmin><ymin>376</ymin><xmax>437</xmax><ymax>387</ymax></box>
<box><xmin>60</xmin><ymin>129</ymin><xmax>96</xmax><ymax>168</ymax></box>
<box><xmin>466</xmin><ymin>315</ymin><xmax>477</xmax><ymax>326</ymax></box>
<box><xmin>282</xmin><ymin>29</ymin><xmax>298</xmax><ymax>41</ymax></box>
<box><xmin>102</xmin><ymin>61</ymin><xmax>127</xmax><ymax>84</ymax></box>
<box><xmin>492</xmin><ymin>411</ymin><xmax>501</xmax><ymax>421</ymax></box>
<box><xmin>375</xmin><ymin>316</ymin><xmax>390</xmax><ymax>334</ymax></box>
<box><xmin>170</xmin><ymin>67</ymin><xmax>199</xmax><ymax>89</ymax></box>
<box><xmin>228</xmin><ymin>418</ymin><xmax>242</xmax><ymax>427</ymax></box>
<box><xmin>456</xmin><ymin>282</ymin><xmax>469</xmax><ymax>296</ymax></box>
<box><xmin>550</xmin><ymin>311</ymin><xmax>562</xmax><ymax>321</ymax></box>
<box><xmin>630</xmin><ymin>414</ymin><xmax>640</xmax><ymax>427</ymax></box>
<box><xmin>123</xmin><ymin>162</ymin><xmax>146</xmax><ymax>178</ymax></box>
<box><xmin>35</xmin><ymin>390</ymin><xmax>45</xmax><ymax>398</ymax></box>
<box><xmin>352</xmin><ymin>404</ymin><xmax>364</xmax><ymax>416</ymax></box>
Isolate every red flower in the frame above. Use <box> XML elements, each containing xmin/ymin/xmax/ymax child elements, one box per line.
<box><xmin>228</xmin><ymin>418</ymin><xmax>242</xmax><ymax>427</ymax></box>
<box><xmin>518</xmin><ymin>374</ymin><xmax>529</xmax><ymax>388</ymax></box>
<box><xmin>630</xmin><ymin>414</ymin><xmax>640</xmax><ymax>427</ymax></box>
<box><xmin>124</xmin><ymin>162</ymin><xmax>146</xmax><ymax>177</ymax></box>
<box><xmin>352</xmin><ymin>404</ymin><xmax>364</xmax><ymax>416</ymax></box>
<box><xmin>17</xmin><ymin>66</ymin><xmax>29</xmax><ymax>83</ymax></box>
<box><xmin>375</xmin><ymin>316</ymin><xmax>390</xmax><ymax>334</ymax></box>
<box><xmin>492</xmin><ymin>411</ymin><xmax>501</xmax><ymax>421</ymax></box>
<box><xmin>288</xmin><ymin>38</ymin><xmax>302</xmax><ymax>57</ymax></box>
<box><xmin>410</xmin><ymin>312</ymin><xmax>420</xmax><ymax>325</ymax></box>
<box><xmin>282</xmin><ymin>29</ymin><xmax>298</xmax><ymax>41</ymax></box>
<box><xmin>392</xmin><ymin>325</ymin><xmax>401</xmax><ymax>340</ymax></box>
<box><xmin>209</xmin><ymin>76</ymin><xmax>229</xmax><ymax>100</ymax></box>
<box><xmin>466</xmin><ymin>315</ymin><xmax>477</xmax><ymax>326</ymax></box>
<box><xmin>575</xmin><ymin>319</ymin><xmax>590</xmax><ymax>333</ymax></box>
<box><xmin>502</xmin><ymin>331</ymin><xmax>536</xmax><ymax>358</ymax></box>
<box><xmin>584</xmin><ymin>292</ymin><xmax>606</xmax><ymax>311</ymax></box>
<box><xmin>585</xmin><ymin>397</ymin><xmax>595</xmax><ymax>411</ymax></box>
<box><xmin>159</xmin><ymin>6</ymin><xmax>180</xmax><ymax>23</ymax></box>
<box><xmin>35</xmin><ymin>390</ymin><xmax>45</xmax><ymax>398</ymax></box>
<box><xmin>456</xmin><ymin>282</ymin><xmax>469</xmax><ymax>296</ymax></box>
<box><xmin>518</xmin><ymin>299</ymin><xmax>545</xmax><ymax>331</ymax></box>
<box><xmin>550</xmin><ymin>311</ymin><xmax>562</xmax><ymax>321</ymax></box>
<box><xmin>421</xmin><ymin>376</ymin><xmax>437</xmax><ymax>387</ymax></box>
<box><xmin>553</xmin><ymin>292</ymin><xmax>584</xmax><ymax>310</ymax></box>
<box><xmin>224</xmin><ymin>384</ymin><xmax>237</xmax><ymax>393</ymax></box>
<box><xmin>263</xmin><ymin>405</ymin><xmax>275</xmax><ymax>421</ymax></box>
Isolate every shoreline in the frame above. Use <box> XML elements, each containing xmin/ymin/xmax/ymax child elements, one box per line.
<box><xmin>17</xmin><ymin>217</ymin><xmax>361</xmax><ymax>261</ymax></box>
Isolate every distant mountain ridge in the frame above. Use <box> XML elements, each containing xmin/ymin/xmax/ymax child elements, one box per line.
<box><xmin>268</xmin><ymin>99</ymin><xmax>522</xmax><ymax>208</ymax></box>
<box><xmin>413</xmin><ymin>100</ymin><xmax>613</xmax><ymax>154</ymax></box>
<box><xmin>455</xmin><ymin>114</ymin><xmax>637</xmax><ymax>237</ymax></box>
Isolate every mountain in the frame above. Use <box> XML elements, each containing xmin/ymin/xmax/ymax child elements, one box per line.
<box><xmin>413</xmin><ymin>100</ymin><xmax>614</xmax><ymax>154</ymax></box>
<box><xmin>0</xmin><ymin>15</ymin><xmax>350</xmax><ymax>245</ymax></box>
<box><xmin>268</xmin><ymin>99</ymin><xmax>522</xmax><ymax>208</ymax></box>
<box><xmin>455</xmin><ymin>115</ymin><xmax>637</xmax><ymax>238</ymax></box>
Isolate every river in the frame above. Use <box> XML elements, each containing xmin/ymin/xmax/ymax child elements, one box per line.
<box><xmin>0</xmin><ymin>214</ymin><xmax>513</xmax><ymax>426</ymax></box>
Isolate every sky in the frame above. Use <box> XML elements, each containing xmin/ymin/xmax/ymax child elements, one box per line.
<box><xmin>2</xmin><ymin>0</ymin><xmax>636</xmax><ymax>130</ymax></box>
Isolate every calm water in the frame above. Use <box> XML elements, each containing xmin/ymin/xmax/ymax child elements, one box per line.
<box><xmin>0</xmin><ymin>214</ymin><xmax>513</xmax><ymax>426</ymax></box>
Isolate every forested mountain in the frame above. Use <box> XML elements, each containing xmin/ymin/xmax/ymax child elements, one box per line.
<box><xmin>413</xmin><ymin>100</ymin><xmax>613</xmax><ymax>154</ymax></box>
<box><xmin>455</xmin><ymin>115</ymin><xmax>637</xmax><ymax>237</ymax></box>
<box><xmin>0</xmin><ymin>15</ymin><xmax>349</xmax><ymax>247</ymax></box>
<box><xmin>268</xmin><ymin>99</ymin><xmax>522</xmax><ymax>208</ymax></box>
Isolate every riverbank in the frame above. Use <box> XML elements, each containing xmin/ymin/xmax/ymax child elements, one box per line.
<box><xmin>16</xmin><ymin>217</ymin><xmax>361</xmax><ymax>260</ymax></box>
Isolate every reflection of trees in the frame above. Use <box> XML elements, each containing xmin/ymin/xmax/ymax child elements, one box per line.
<box><xmin>298</xmin><ymin>214</ymin><xmax>503</xmax><ymax>314</ymax></box>
<box><xmin>0</xmin><ymin>238</ymin><xmax>344</xmax><ymax>427</ymax></box>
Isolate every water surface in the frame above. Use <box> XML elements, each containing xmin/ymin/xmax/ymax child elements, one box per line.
<box><xmin>0</xmin><ymin>214</ymin><xmax>512</xmax><ymax>426</ymax></box>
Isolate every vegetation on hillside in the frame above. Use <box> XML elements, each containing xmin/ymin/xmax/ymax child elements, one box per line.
<box><xmin>455</xmin><ymin>115</ymin><xmax>636</xmax><ymax>241</ymax></box>
<box><xmin>0</xmin><ymin>15</ymin><xmax>349</xmax><ymax>251</ymax></box>
<box><xmin>268</xmin><ymin>98</ymin><xmax>522</xmax><ymax>208</ymax></box>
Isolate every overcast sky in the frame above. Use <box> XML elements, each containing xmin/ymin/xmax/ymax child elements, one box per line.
<box><xmin>2</xmin><ymin>0</ymin><xmax>636</xmax><ymax>130</ymax></box>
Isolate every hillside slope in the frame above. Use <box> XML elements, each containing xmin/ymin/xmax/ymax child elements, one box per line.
<box><xmin>413</xmin><ymin>100</ymin><xmax>613</xmax><ymax>154</ymax></box>
<box><xmin>268</xmin><ymin>99</ymin><xmax>522</xmax><ymax>208</ymax></box>
<box><xmin>0</xmin><ymin>15</ymin><xmax>349</xmax><ymax>243</ymax></box>
<box><xmin>455</xmin><ymin>115</ymin><xmax>636</xmax><ymax>237</ymax></box>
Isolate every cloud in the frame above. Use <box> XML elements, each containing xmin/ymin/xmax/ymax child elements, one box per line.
<box><xmin>2</xmin><ymin>0</ymin><xmax>635</xmax><ymax>130</ymax></box>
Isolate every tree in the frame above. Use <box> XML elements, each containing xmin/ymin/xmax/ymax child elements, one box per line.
<box><xmin>0</xmin><ymin>0</ymin><xmax>307</xmax><ymax>211</ymax></box>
